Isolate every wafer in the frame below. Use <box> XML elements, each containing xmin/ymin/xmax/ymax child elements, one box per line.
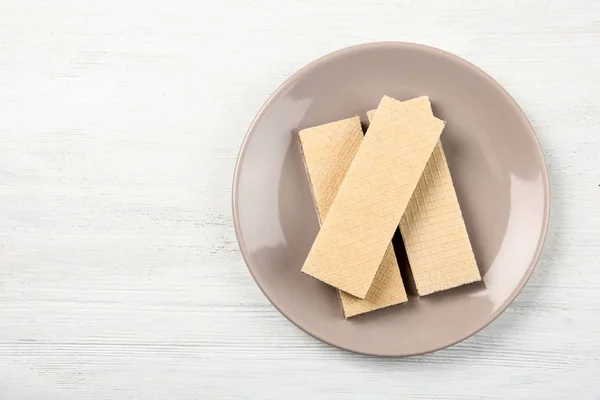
<box><xmin>301</xmin><ymin>96</ymin><xmax>445</xmax><ymax>298</ymax></box>
<box><xmin>367</xmin><ymin>103</ymin><xmax>481</xmax><ymax>296</ymax></box>
<box><xmin>298</xmin><ymin>116</ymin><xmax>407</xmax><ymax>318</ymax></box>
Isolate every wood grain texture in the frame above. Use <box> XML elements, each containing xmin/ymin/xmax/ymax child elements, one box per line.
<box><xmin>0</xmin><ymin>0</ymin><xmax>599</xmax><ymax>398</ymax></box>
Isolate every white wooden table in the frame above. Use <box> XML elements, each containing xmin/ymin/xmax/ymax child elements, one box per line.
<box><xmin>1</xmin><ymin>1</ymin><xmax>599</xmax><ymax>398</ymax></box>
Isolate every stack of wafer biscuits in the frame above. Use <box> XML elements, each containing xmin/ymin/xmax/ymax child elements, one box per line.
<box><xmin>298</xmin><ymin>95</ymin><xmax>481</xmax><ymax>318</ymax></box>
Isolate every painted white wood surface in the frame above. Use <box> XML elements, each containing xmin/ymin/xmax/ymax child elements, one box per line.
<box><xmin>1</xmin><ymin>1</ymin><xmax>599</xmax><ymax>398</ymax></box>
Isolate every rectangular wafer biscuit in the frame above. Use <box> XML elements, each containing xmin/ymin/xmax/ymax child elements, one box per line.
<box><xmin>301</xmin><ymin>96</ymin><xmax>446</xmax><ymax>299</ymax></box>
<box><xmin>298</xmin><ymin>116</ymin><xmax>407</xmax><ymax>318</ymax></box>
<box><xmin>367</xmin><ymin>104</ymin><xmax>481</xmax><ymax>296</ymax></box>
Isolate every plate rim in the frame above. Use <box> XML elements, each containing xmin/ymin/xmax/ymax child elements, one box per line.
<box><xmin>231</xmin><ymin>41</ymin><xmax>550</xmax><ymax>357</ymax></box>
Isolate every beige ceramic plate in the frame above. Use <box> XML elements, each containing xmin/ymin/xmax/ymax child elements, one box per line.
<box><xmin>232</xmin><ymin>42</ymin><xmax>549</xmax><ymax>356</ymax></box>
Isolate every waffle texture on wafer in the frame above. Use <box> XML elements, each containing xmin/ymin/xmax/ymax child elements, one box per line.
<box><xmin>367</xmin><ymin>102</ymin><xmax>481</xmax><ymax>295</ymax></box>
<box><xmin>301</xmin><ymin>96</ymin><xmax>446</xmax><ymax>299</ymax></box>
<box><xmin>298</xmin><ymin>116</ymin><xmax>407</xmax><ymax>318</ymax></box>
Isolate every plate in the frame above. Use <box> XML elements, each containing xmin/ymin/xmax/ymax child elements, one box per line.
<box><xmin>232</xmin><ymin>42</ymin><xmax>549</xmax><ymax>356</ymax></box>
